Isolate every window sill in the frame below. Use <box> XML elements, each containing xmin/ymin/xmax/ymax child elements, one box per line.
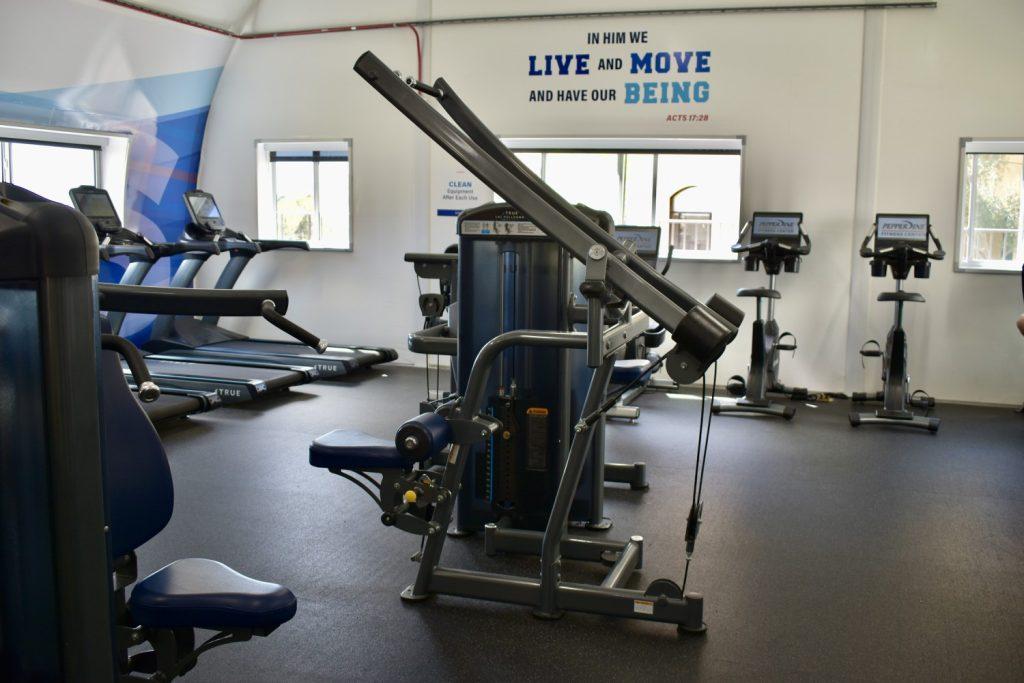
<box><xmin>954</xmin><ymin>263</ymin><xmax>1023</xmax><ymax>274</ymax></box>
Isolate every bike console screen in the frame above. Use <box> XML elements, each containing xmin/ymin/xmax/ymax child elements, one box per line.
<box><xmin>875</xmin><ymin>214</ymin><xmax>928</xmax><ymax>247</ymax></box>
<box><xmin>614</xmin><ymin>226</ymin><xmax>661</xmax><ymax>268</ymax></box>
<box><xmin>752</xmin><ymin>212</ymin><xmax>802</xmax><ymax>243</ymax></box>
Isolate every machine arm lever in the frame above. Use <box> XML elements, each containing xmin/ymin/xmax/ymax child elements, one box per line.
<box><xmin>99</xmin><ymin>283</ymin><xmax>289</xmax><ymax>317</ymax></box>
<box><xmin>404</xmin><ymin>76</ymin><xmax>444</xmax><ymax>98</ymax></box>
<box><xmin>260</xmin><ymin>300</ymin><xmax>328</xmax><ymax>353</ymax></box>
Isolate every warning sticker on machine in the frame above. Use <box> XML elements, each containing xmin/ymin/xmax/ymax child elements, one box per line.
<box><xmin>633</xmin><ymin>599</ymin><xmax>655</xmax><ymax>615</ymax></box>
<box><xmin>460</xmin><ymin>220</ymin><xmax>546</xmax><ymax>237</ymax></box>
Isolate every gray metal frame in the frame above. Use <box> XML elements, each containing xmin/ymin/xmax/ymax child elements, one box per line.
<box><xmin>850</xmin><ymin>280</ymin><xmax>939</xmax><ymax>432</ymax></box>
<box><xmin>350</xmin><ymin>51</ymin><xmax>744</xmax><ymax>633</ymax></box>
<box><xmin>713</xmin><ymin>274</ymin><xmax>796</xmax><ymax>420</ymax></box>
<box><xmin>397</xmin><ymin>319</ymin><xmax>704</xmax><ymax>631</ymax></box>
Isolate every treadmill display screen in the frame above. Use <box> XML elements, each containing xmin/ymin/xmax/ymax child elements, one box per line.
<box><xmin>76</xmin><ymin>192</ymin><xmax>118</xmax><ymax>219</ymax></box>
<box><xmin>752</xmin><ymin>213</ymin><xmax>801</xmax><ymax>238</ymax></box>
<box><xmin>876</xmin><ymin>214</ymin><xmax>928</xmax><ymax>242</ymax></box>
<box><xmin>188</xmin><ymin>194</ymin><xmax>222</xmax><ymax>221</ymax></box>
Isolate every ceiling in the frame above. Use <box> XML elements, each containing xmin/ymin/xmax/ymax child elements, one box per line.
<box><xmin>102</xmin><ymin>0</ymin><xmax>935</xmax><ymax>37</ymax></box>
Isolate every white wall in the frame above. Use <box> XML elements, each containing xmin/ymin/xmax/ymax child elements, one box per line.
<box><xmin>426</xmin><ymin>9</ymin><xmax>864</xmax><ymax>392</ymax></box>
<box><xmin>197</xmin><ymin>19</ymin><xmax>429</xmax><ymax>354</ymax></box>
<box><xmin>197</xmin><ymin>0</ymin><xmax>1024</xmax><ymax>403</ymax></box>
<box><xmin>858</xmin><ymin>0</ymin><xmax>1024</xmax><ymax>404</ymax></box>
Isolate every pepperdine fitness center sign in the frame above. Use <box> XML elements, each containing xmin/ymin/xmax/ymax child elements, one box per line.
<box><xmin>526</xmin><ymin>29</ymin><xmax>711</xmax><ymax>121</ymax></box>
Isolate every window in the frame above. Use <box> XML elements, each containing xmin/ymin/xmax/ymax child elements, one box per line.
<box><xmin>501</xmin><ymin>138</ymin><xmax>743</xmax><ymax>260</ymax></box>
<box><xmin>957</xmin><ymin>139</ymin><xmax>1024</xmax><ymax>272</ymax></box>
<box><xmin>0</xmin><ymin>138</ymin><xmax>98</xmax><ymax>205</ymax></box>
<box><xmin>256</xmin><ymin>140</ymin><xmax>352</xmax><ymax>250</ymax></box>
<box><xmin>0</xmin><ymin>123</ymin><xmax>129</xmax><ymax>217</ymax></box>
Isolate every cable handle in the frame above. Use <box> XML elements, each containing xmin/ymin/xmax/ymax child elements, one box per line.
<box><xmin>260</xmin><ymin>300</ymin><xmax>328</xmax><ymax>353</ymax></box>
<box><xmin>101</xmin><ymin>334</ymin><xmax>160</xmax><ymax>402</ymax></box>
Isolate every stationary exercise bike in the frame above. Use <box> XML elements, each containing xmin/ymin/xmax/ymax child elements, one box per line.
<box><xmin>713</xmin><ymin>212</ymin><xmax>810</xmax><ymax>420</ymax></box>
<box><xmin>850</xmin><ymin>213</ymin><xmax>944</xmax><ymax>432</ymax></box>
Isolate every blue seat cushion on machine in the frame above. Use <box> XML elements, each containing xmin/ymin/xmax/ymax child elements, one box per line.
<box><xmin>309</xmin><ymin>429</ymin><xmax>406</xmax><ymax>470</ymax></box>
<box><xmin>128</xmin><ymin>558</ymin><xmax>297</xmax><ymax>630</ymax></box>
<box><xmin>612</xmin><ymin>353</ymin><xmax>661</xmax><ymax>385</ymax></box>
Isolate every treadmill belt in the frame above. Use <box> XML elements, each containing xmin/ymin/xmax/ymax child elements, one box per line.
<box><xmin>141</xmin><ymin>358</ymin><xmax>303</xmax><ymax>391</ymax></box>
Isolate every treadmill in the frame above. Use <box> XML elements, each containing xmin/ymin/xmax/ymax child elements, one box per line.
<box><xmin>70</xmin><ymin>186</ymin><xmax>317</xmax><ymax>406</ymax></box>
<box><xmin>145</xmin><ymin>189</ymin><xmax>397</xmax><ymax>375</ymax></box>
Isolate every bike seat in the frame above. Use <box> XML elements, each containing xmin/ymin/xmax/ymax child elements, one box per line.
<box><xmin>878</xmin><ymin>291</ymin><xmax>925</xmax><ymax>303</ymax></box>
<box><xmin>736</xmin><ymin>287</ymin><xmax>780</xmax><ymax>299</ymax></box>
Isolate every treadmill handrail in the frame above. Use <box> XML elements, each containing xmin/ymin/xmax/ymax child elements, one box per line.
<box><xmin>257</xmin><ymin>239</ymin><xmax>310</xmax><ymax>252</ymax></box>
<box><xmin>99</xmin><ymin>283</ymin><xmax>288</xmax><ymax>317</ymax></box>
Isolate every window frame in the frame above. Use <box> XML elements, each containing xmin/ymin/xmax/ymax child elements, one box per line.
<box><xmin>255</xmin><ymin>138</ymin><xmax>354</xmax><ymax>252</ymax></box>
<box><xmin>0</xmin><ymin>121</ymin><xmax>131</xmax><ymax>216</ymax></box>
<box><xmin>954</xmin><ymin>137</ymin><xmax>1024</xmax><ymax>275</ymax></box>
<box><xmin>502</xmin><ymin>135</ymin><xmax>745</xmax><ymax>263</ymax></box>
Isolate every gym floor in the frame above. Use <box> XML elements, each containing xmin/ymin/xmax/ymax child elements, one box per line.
<box><xmin>151</xmin><ymin>367</ymin><xmax>1024</xmax><ymax>681</ymax></box>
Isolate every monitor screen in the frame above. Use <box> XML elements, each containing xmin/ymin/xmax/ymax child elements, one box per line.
<box><xmin>188</xmin><ymin>194</ymin><xmax>222</xmax><ymax>221</ymax></box>
<box><xmin>876</xmin><ymin>214</ymin><xmax>928</xmax><ymax>243</ymax></box>
<box><xmin>614</xmin><ymin>226</ymin><xmax>660</xmax><ymax>257</ymax></box>
<box><xmin>75</xmin><ymin>191</ymin><xmax>118</xmax><ymax>219</ymax></box>
<box><xmin>752</xmin><ymin>213</ymin><xmax>801</xmax><ymax>238</ymax></box>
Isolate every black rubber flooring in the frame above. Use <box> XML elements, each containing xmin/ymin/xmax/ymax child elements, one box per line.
<box><xmin>149</xmin><ymin>366</ymin><xmax>1024</xmax><ymax>681</ymax></box>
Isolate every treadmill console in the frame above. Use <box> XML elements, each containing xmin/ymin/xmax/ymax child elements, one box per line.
<box><xmin>183</xmin><ymin>190</ymin><xmax>227</xmax><ymax>235</ymax></box>
<box><xmin>751</xmin><ymin>212</ymin><xmax>803</xmax><ymax>244</ymax></box>
<box><xmin>69</xmin><ymin>185</ymin><xmax>122</xmax><ymax>234</ymax></box>
<box><xmin>614</xmin><ymin>226</ymin><xmax>661</xmax><ymax>268</ymax></box>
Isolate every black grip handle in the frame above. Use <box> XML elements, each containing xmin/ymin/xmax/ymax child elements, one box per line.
<box><xmin>403</xmin><ymin>252</ymin><xmax>458</xmax><ymax>264</ymax></box>
<box><xmin>859</xmin><ymin>231</ymin><xmax>875</xmax><ymax>258</ymax></box>
<box><xmin>260</xmin><ymin>300</ymin><xmax>327</xmax><ymax>353</ymax></box>
<box><xmin>257</xmin><ymin>239</ymin><xmax>310</xmax><ymax>251</ymax></box>
<box><xmin>154</xmin><ymin>241</ymin><xmax>221</xmax><ymax>257</ymax></box>
<box><xmin>219</xmin><ymin>236</ymin><xmax>260</xmax><ymax>254</ymax></box>
<box><xmin>99</xmin><ymin>283</ymin><xmax>288</xmax><ymax>317</ymax></box>
<box><xmin>101</xmin><ymin>334</ymin><xmax>160</xmax><ymax>402</ymax></box>
<box><xmin>101</xmin><ymin>244</ymin><xmax>155</xmax><ymax>261</ymax></box>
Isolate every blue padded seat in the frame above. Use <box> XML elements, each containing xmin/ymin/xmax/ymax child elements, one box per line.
<box><xmin>129</xmin><ymin>558</ymin><xmax>297</xmax><ymax>630</ymax></box>
<box><xmin>310</xmin><ymin>429</ymin><xmax>405</xmax><ymax>470</ymax></box>
<box><xmin>612</xmin><ymin>353</ymin><xmax>661</xmax><ymax>385</ymax></box>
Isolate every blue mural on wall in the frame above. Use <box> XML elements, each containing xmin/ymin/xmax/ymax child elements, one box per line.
<box><xmin>0</xmin><ymin>67</ymin><xmax>223</xmax><ymax>339</ymax></box>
